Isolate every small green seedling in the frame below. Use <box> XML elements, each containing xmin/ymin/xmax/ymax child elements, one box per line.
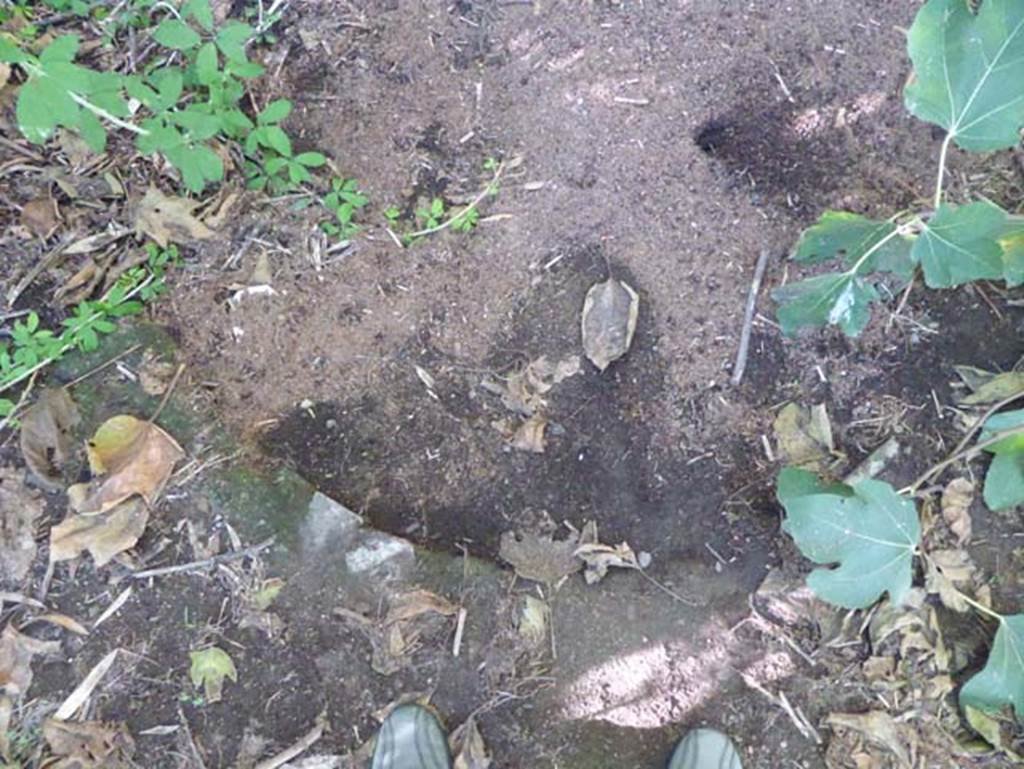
<box><xmin>320</xmin><ymin>177</ymin><xmax>369</xmax><ymax>239</ymax></box>
<box><xmin>774</xmin><ymin>0</ymin><xmax>1024</xmax><ymax>337</ymax></box>
<box><xmin>0</xmin><ymin>244</ymin><xmax>178</xmax><ymax>418</ymax></box>
<box><xmin>416</xmin><ymin>197</ymin><xmax>446</xmax><ymax>230</ymax></box>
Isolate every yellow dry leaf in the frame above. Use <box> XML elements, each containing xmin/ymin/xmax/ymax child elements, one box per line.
<box><xmin>78</xmin><ymin>416</ymin><xmax>184</xmax><ymax>514</ymax></box>
<box><xmin>133</xmin><ymin>187</ymin><xmax>214</xmax><ymax>248</ymax></box>
<box><xmin>50</xmin><ymin>498</ymin><xmax>149</xmax><ymax>567</ymax></box>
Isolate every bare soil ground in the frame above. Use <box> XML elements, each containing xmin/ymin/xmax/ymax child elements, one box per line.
<box><xmin>2</xmin><ymin>1</ymin><xmax>1024</xmax><ymax>768</ymax></box>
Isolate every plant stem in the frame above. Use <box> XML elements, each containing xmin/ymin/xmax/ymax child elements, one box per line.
<box><xmin>903</xmin><ymin>420</ymin><xmax>1024</xmax><ymax>494</ymax></box>
<box><xmin>844</xmin><ymin>225</ymin><xmax>906</xmax><ymax>277</ymax></box>
<box><xmin>934</xmin><ymin>132</ymin><xmax>953</xmax><ymax>210</ymax></box>
<box><xmin>403</xmin><ymin>161</ymin><xmax>506</xmax><ymax>242</ymax></box>
<box><xmin>67</xmin><ymin>91</ymin><xmax>149</xmax><ymax>136</ymax></box>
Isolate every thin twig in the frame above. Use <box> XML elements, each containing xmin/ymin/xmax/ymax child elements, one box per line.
<box><xmin>903</xmin><ymin>420</ymin><xmax>1024</xmax><ymax>494</ymax></box>
<box><xmin>253</xmin><ymin>713</ymin><xmax>326</xmax><ymax>769</ymax></box>
<box><xmin>731</xmin><ymin>248</ymin><xmax>771</xmax><ymax>386</ymax></box>
<box><xmin>149</xmin><ymin>363</ymin><xmax>185</xmax><ymax>423</ymax></box>
<box><xmin>0</xmin><ymin>370</ymin><xmax>39</xmax><ymax>435</ymax></box>
<box><xmin>66</xmin><ymin>343</ymin><xmax>142</xmax><ymax>388</ymax></box>
<box><xmin>129</xmin><ymin>538</ymin><xmax>275</xmax><ymax>580</ymax></box>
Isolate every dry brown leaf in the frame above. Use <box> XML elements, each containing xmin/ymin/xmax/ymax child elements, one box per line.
<box><xmin>511</xmin><ymin>414</ymin><xmax>547</xmax><ymax>453</ymax></box>
<box><xmin>75</xmin><ymin>415</ymin><xmax>184</xmax><ymax>514</ymax></box>
<box><xmin>50</xmin><ymin>497</ymin><xmax>148</xmax><ymax>567</ymax></box>
<box><xmin>34</xmin><ymin>613</ymin><xmax>89</xmax><ymax>636</ymax></box>
<box><xmin>137</xmin><ymin>356</ymin><xmax>177</xmax><ymax>396</ymax></box>
<box><xmin>0</xmin><ymin>467</ymin><xmax>44</xmax><ymax>582</ymax></box>
<box><xmin>574</xmin><ymin>540</ymin><xmax>642</xmax><ymax>584</ymax></box>
<box><xmin>385</xmin><ymin>590</ymin><xmax>458</xmax><ymax>625</ymax></box>
<box><xmin>940</xmin><ymin>478</ymin><xmax>973</xmax><ymax>546</ymax></box>
<box><xmin>54</xmin><ymin>258</ymin><xmax>102</xmax><ymax>306</ymax></box>
<box><xmin>133</xmin><ymin>186</ymin><xmax>214</xmax><ymax>248</ymax></box>
<box><xmin>451</xmin><ymin>716</ymin><xmax>491</xmax><ymax>769</ymax></box>
<box><xmin>19</xmin><ymin>387</ymin><xmax>80</xmax><ymax>490</ymax></box>
<box><xmin>43</xmin><ymin>718</ymin><xmax>134</xmax><ymax>769</ymax></box>
<box><xmin>0</xmin><ymin>624</ymin><xmax>60</xmax><ymax>697</ymax></box>
<box><xmin>826</xmin><ymin>711</ymin><xmax>911</xmax><ymax>769</ymax></box>
<box><xmin>581</xmin><ymin>277</ymin><xmax>639</xmax><ymax>371</ymax></box>
<box><xmin>924</xmin><ymin>548</ymin><xmax>976</xmax><ymax>613</ymax></box>
<box><xmin>20</xmin><ymin>197</ymin><xmax>60</xmax><ymax>239</ymax></box>
<box><xmin>498</xmin><ymin>529</ymin><xmax>583</xmax><ymax>584</ymax></box>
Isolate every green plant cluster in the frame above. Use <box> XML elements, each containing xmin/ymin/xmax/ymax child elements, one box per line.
<box><xmin>0</xmin><ymin>244</ymin><xmax>178</xmax><ymax>418</ymax></box>
<box><xmin>0</xmin><ymin>0</ymin><xmax>309</xmax><ymax>192</ymax></box>
<box><xmin>774</xmin><ymin>0</ymin><xmax>1024</xmax><ymax>337</ymax></box>
<box><xmin>776</xmin><ymin>468</ymin><xmax>1023</xmax><ymax>724</ymax></box>
<box><xmin>319</xmin><ymin>176</ymin><xmax>368</xmax><ymax>239</ymax></box>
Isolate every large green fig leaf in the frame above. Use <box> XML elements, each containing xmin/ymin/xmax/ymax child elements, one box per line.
<box><xmin>914</xmin><ymin>201</ymin><xmax>1008</xmax><ymax>288</ymax></box>
<box><xmin>960</xmin><ymin>615</ymin><xmax>1024</xmax><ymax>719</ymax></box>
<box><xmin>905</xmin><ymin>0</ymin><xmax>1024</xmax><ymax>151</ymax></box>
<box><xmin>778</xmin><ymin>473</ymin><xmax>920</xmax><ymax>609</ymax></box>
<box><xmin>793</xmin><ymin>212</ymin><xmax>915</xmax><ymax>278</ymax></box>
<box><xmin>774</xmin><ymin>212</ymin><xmax>915</xmax><ymax>337</ymax></box>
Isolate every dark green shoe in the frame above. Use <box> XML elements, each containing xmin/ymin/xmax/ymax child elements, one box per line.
<box><xmin>668</xmin><ymin>728</ymin><xmax>742</xmax><ymax>769</ymax></box>
<box><xmin>371</xmin><ymin>705</ymin><xmax>452</xmax><ymax>769</ymax></box>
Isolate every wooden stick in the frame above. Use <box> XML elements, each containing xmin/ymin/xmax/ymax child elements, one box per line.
<box><xmin>731</xmin><ymin>248</ymin><xmax>772</xmax><ymax>386</ymax></box>
<box><xmin>129</xmin><ymin>538</ymin><xmax>275</xmax><ymax>580</ymax></box>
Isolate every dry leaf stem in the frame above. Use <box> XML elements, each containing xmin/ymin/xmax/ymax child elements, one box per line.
<box><xmin>149</xmin><ymin>363</ymin><xmax>185</xmax><ymax>422</ymax></box>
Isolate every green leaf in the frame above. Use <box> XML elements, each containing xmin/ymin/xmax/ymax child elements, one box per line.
<box><xmin>16</xmin><ymin>77</ymin><xmax>77</xmax><ymax>143</ymax></box>
<box><xmin>294</xmin><ymin>151</ymin><xmax>326</xmax><ymax>167</ymax></box>
<box><xmin>77</xmin><ymin>108</ymin><xmax>107</xmax><ymax>151</ymax></box>
<box><xmin>194</xmin><ymin>42</ymin><xmax>218</xmax><ymax>86</ymax></box>
<box><xmin>40</xmin><ymin>34</ymin><xmax>79</xmax><ymax>63</ymax></box>
<box><xmin>258</xmin><ymin>98</ymin><xmax>292</xmax><ymax>125</ymax></box>
<box><xmin>288</xmin><ymin>161</ymin><xmax>310</xmax><ymax>185</ymax></box>
<box><xmin>773</xmin><ymin>272</ymin><xmax>880</xmax><ymax>337</ymax></box>
<box><xmin>979</xmin><ymin>409</ymin><xmax>1024</xmax><ymax>510</ymax></box>
<box><xmin>960</xmin><ymin>615</ymin><xmax>1024</xmax><ymax>718</ymax></box>
<box><xmin>776</xmin><ymin>467</ymin><xmax>851</xmax><ymax>505</ymax></box>
<box><xmin>0</xmin><ymin>399</ymin><xmax>14</xmax><ymax>418</ymax></box>
<box><xmin>188</xmin><ymin>647</ymin><xmax>237</xmax><ymax>703</ymax></box>
<box><xmin>999</xmin><ymin>220</ymin><xmax>1024</xmax><ymax>287</ymax></box>
<box><xmin>793</xmin><ymin>211</ymin><xmax>915</xmax><ymax>279</ymax></box>
<box><xmin>173</xmin><ymin>107</ymin><xmax>221</xmax><ymax>140</ymax></box>
<box><xmin>183</xmin><ymin>0</ymin><xmax>213</xmax><ymax>31</ymax></box>
<box><xmin>153</xmin><ymin>19</ymin><xmax>201</xmax><ymax>51</ymax></box>
<box><xmin>0</xmin><ymin>37</ymin><xmax>31</xmax><ymax>64</ymax></box>
<box><xmin>262</xmin><ymin>125</ymin><xmax>292</xmax><ymax>156</ymax></box>
<box><xmin>914</xmin><ymin>201</ymin><xmax>1007</xmax><ymax>288</ymax></box>
<box><xmin>165</xmin><ymin>142</ymin><xmax>223</xmax><ymax>192</ymax></box>
<box><xmin>983</xmin><ymin>452</ymin><xmax>1024</xmax><ymax>511</ymax></box>
<box><xmin>780</xmin><ymin>477</ymin><xmax>920</xmax><ymax>609</ymax></box>
<box><xmin>215</xmin><ymin>21</ymin><xmax>252</xmax><ymax>62</ymax></box>
<box><xmin>905</xmin><ymin>0</ymin><xmax>1024</xmax><ymax>152</ymax></box>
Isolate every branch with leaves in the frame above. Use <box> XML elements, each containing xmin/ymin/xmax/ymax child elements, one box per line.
<box><xmin>774</xmin><ymin>0</ymin><xmax>1024</xmax><ymax>337</ymax></box>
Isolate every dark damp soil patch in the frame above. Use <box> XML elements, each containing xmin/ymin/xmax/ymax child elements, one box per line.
<box><xmin>263</xmin><ymin>241</ymin><xmax>779</xmax><ymax>592</ymax></box>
